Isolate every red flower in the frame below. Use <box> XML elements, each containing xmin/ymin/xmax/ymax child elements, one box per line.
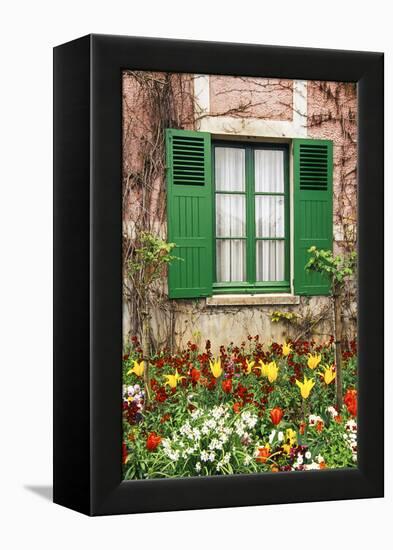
<box><xmin>221</xmin><ymin>379</ymin><xmax>232</xmax><ymax>393</ymax></box>
<box><xmin>146</xmin><ymin>432</ymin><xmax>162</xmax><ymax>452</ymax></box>
<box><xmin>233</xmin><ymin>402</ymin><xmax>242</xmax><ymax>414</ymax></box>
<box><xmin>299</xmin><ymin>421</ymin><xmax>306</xmax><ymax>435</ymax></box>
<box><xmin>122</xmin><ymin>441</ymin><xmax>128</xmax><ymax>464</ymax></box>
<box><xmin>191</xmin><ymin>368</ymin><xmax>201</xmax><ymax>382</ymax></box>
<box><xmin>344</xmin><ymin>389</ymin><xmax>357</xmax><ymax>417</ymax></box>
<box><xmin>270</xmin><ymin>407</ymin><xmax>284</xmax><ymax>426</ymax></box>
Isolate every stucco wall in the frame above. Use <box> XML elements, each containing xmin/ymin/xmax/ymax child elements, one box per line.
<box><xmin>122</xmin><ymin>73</ymin><xmax>357</xmax><ymax>353</ymax></box>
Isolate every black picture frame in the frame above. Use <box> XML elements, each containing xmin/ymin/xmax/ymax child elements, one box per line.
<box><xmin>53</xmin><ymin>34</ymin><xmax>384</xmax><ymax>516</ymax></box>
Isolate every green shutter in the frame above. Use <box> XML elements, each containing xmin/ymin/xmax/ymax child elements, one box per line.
<box><xmin>293</xmin><ymin>139</ymin><xmax>333</xmax><ymax>296</ymax></box>
<box><xmin>166</xmin><ymin>128</ymin><xmax>213</xmax><ymax>298</ymax></box>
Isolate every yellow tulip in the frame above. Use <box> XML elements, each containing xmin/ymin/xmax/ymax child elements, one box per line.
<box><xmin>307</xmin><ymin>353</ymin><xmax>322</xmax><ymax>370</ymax></box>
<box><xmin>209</xmin><ymin>358</ymin><xmax>223</xmax><ymax>378</ymax></box>
<box><xmin>282</xmin><ymin>342</ymin><xmax>292</xmax><ymax>357</ymax></box>
<box><xmin>295</xmin><ymin>375</ymin><xmax>315</xmax><ymax>399</ymax></box>
<box><xmin>266</xmin><ymin>361</ymin><xmax>279</xmax><ymax>383</ymax></box>
<box><xmin>164</xmin><ymin>370</ymin><xmax>185</xmax><ymax>389</ymax></box>
<box><xmin>245</xmin><ymin>359</ymin><xmax>255</xmax><ymax>374</ymax></box>
<box><xmin>127</xmin><ymin>360</ymin><xmax>144</xmax><ymax>377</ymax></box>
<box><xmin>319</xmin><ymin>365</ymin><xmax>336</xmax><ymax>385</ymax></box>
<box><xmin>256</xmin><ymin>360</ymin><xmax>269</xmax><ymax>377</ymax></box>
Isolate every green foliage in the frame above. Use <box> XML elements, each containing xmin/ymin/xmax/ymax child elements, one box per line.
<box><xmin>127</xmin><ymin>231</ymin><xmax>181</xmax><ymax>289</ymax></box>
<box><xmin>305</xmin><ymin>246</ymin><xmax>357</xmax><ymax>292</ymax></box>
<box><xmin>271</xmin><ymin>310</ymin><xmax>298</xmax><ymax>323</ymax></box>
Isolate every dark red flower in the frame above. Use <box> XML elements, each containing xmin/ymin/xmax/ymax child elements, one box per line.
<box><xmin>221</xmin><ymin>379</ymin><xmax>232</xmax><ymax>393</ymax></box>
<box><xmin>270</xmin><ymin>407</ymin><xmax>284</xmax><ymax>426</ymax></box>
<box><xmin>146</xmin><ymin>432</ymin><xmax>162</xmax><ymax>452</ymax></box>
<box><xmin>191</xmin><ymin>368</ymin><xmax>201</xmax><ymax>383</ymax></box>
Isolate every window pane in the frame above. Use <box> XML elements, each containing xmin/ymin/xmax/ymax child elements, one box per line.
<box><xmin>216</xmin><ymin>194</ymin><xmax>246</xmax><ymax>237</ymax></box>
<box><xmin>216</xmin><ymin>239</ymin><xmax>246</xmax><ymax>282</ymax></box>
<box><xmin>256</xmin><ymin>240</ymin><xmax>285</xmax><ymax>281</ymax></box>
<box><xmin>254</xmin><ymin>149</ymin><xmax>284</xmax><ymax>193</ymax></box>
<box><xmin>215</xmin><ymin>147</ymin><xmax>245</xmax><ymax>191</ymax></box>
<box><xmin>255</xmin><ymin>196</ymin><xmax>284</xmax><ymax>238</ymax></box>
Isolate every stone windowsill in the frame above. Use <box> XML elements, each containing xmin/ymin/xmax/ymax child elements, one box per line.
<box><xmin>206</xmin><ymin>294</ymin><xmax>300</xmax><ymax>307</ymax></box>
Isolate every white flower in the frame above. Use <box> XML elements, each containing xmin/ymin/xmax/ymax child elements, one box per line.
<box><xmin>208</xmin><ymin>452</ymin><xmax>216</xmax><ymax>462</ymax></box>
<box><xmin>206</xmin><ymin>418</ymin><xmax>217</xmax><ymax>430</ymax></box>
<box><xmin>304</xmin><ymin>461</ymin><xmax>320</xmax><ymax>470</ymax></box>
<box><xmin>305</xmin><ymin>451</ymin><xmax>312</xmax><ymax>460</ymax></box>
<box><xmin>278</xmin><ymin>431</ymin><xmax>284</xmax><ymax>442</ymax></box>
<box><xmin>190</xmin><ymin>408</ymin><xmax>202</xmax><ymax>420</ymax></box>
<box><xmin>308</xmin><ymin>414</ymin><xmax>323</xmax><ymax>426</ymax></box>
<box><xmin>315</xmin><ymin>454</ymin><xmax>325</xmax><ymax>464</ymax></box>
<box><xmin>223</xmin><ymin>452</ymin><xmax>231</xmax><ymax>464</ymax></box>
<box><xmin>216</xmin><ymin>461</ymin><xmax>223</xmax><ymax>471</ymax></box>
<box><xmin>195</xmin><ymin>462</ymin><xmax>201</xmax><ymax>472</ymax></box>
<box><xmin>200</xmin><ymin>450</ymin><xmax>209</xmax><ymax>462</ymax></box>
<box><xmin>268</xmin><ymin>430</ymin><xmax>276</xmax><ymax>444</ymax></box>
<box><xmin>192</xmin><ymin>428</ymin><xmax>201</xmax><ymax>441</ymax></box>
<box><xmin>208</xmin><ymin>438</ymin><xmax>223</xmax><ymax>451</ymax></box>
<box><xmin>327</xmin><ymin>405</ymin><xmax>338</xmax><ymax>418</ymax></box>
<box><xmin>235</xmin><ymin>422</ymin><xmax>245</xmax><ymax>438</ymax></box>
<box><xmin>244</xmin><ymin>455</ymin><xmax>252</xmax><ymax>466</ymax></box>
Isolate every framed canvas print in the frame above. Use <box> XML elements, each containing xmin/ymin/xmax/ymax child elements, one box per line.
<box><xmin>53</xmin><ymin>34</ymin><xmax>384</xmax><ymax>515</ymax></box>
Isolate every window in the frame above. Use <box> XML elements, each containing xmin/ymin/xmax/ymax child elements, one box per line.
<box><xmin>165</xmin><ymin>129</ymin><xmax>332</xmax><ymax>300</ymax></box>
<box><xmin>214</xmin><ymin>143</ymin><xmax>289</xmax><ymax>293</ymax></box>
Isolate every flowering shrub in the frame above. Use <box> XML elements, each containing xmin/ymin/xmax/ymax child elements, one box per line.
<box><xmin>122</xmin><ymin>336</ymin><xmax>357</xmax><ymax>479</ymax></box>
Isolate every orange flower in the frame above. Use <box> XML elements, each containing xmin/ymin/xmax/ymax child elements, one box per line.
<box><xmin>146</xmin><ymin>432</ymin><xmax>162</xmax><ymax>452</ymax></box>
<box><xmin>334</xmin><ymin>414</ymin><xmax>342</xmax><ymax>424</ymax></box>
<box><xmin>271</xmin><ymin>465</ymin><xmax>279</xmax><ymax>472</ymax></box>
<box><xmin>299</xmin><ymin>422</ymin><xmax>306</xmax><ymax>435</ymax></box>
<box><xmin>256</xmin><ymin>447</ymin><xmax>270</xmax><ymax>463</ymax></box>
<box><xmin>316</xmin><ymin>420</ymin><xmax>324</xmax><ymax>432</ymax></box>
<box><xmin>233</xmin><ymin>402</ymin><xmax>242</xmax><ymax>414</ymax></box>
<box><xmin>269</xmin><ymin>407</ymin><xmax>284</xmax><ymax>426</ymax></box>
<box><xmin>319</xmin><ymin>461</ymin><xmax>327</xmax><ymax>470</ymax></box>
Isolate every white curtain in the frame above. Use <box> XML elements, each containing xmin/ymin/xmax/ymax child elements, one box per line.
<box><xmin>215</xmin><ymin>146</ymin><xmax>285</xmax><ymax>283</ymax></box>
<box><xmin>256</xmin><ymin>241</ymin><xmax>285</xmax><ymax>281</ymax></box>
<box><xmin>215</xmin><ymin>147</ymin><xmax>246</xmax><ymax>282</ymax></box>
<box><xmin>254</xmin><ymin>150</ymin><xmax>284</xmax><ymax>192</ymax></box>
<box><xmin>255</xmin><ymin>196</ymin><xmax>284</xmax><ymax>238</ymax></box>
<box><xmin>255</xmin><ymin>149</ymin><xmax>285</xmax><ymax>282</ymax></box>
<box><xmin>216</xmin><ymin>240</ymin><xmax>246</xmax><ymax>282</ymax></box>
<box><xmin>215</xmin><ymin>147</ymin><xmax>245</xmax><ymax>192</ymax></box>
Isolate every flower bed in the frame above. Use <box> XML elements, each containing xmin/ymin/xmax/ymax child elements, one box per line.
<box><xmin>122</xmin><ymin>337</ymin><xmax>357</xmax><ymax>479</ymax></box>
